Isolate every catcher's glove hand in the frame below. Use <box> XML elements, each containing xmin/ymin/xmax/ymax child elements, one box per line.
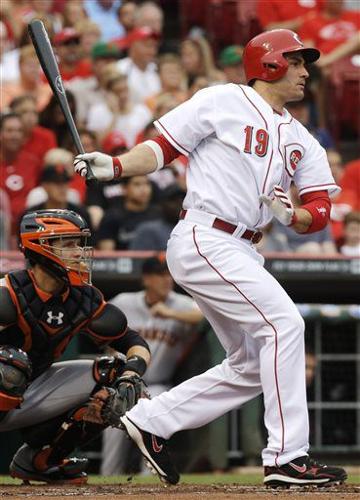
<box><xmin>83</xmin><ymin>374</ymin><xmax>148</xmax><ymax>427</ymax></box>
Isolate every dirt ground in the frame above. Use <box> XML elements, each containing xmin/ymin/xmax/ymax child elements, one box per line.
<box><xmin>0</xmin><ymin>483</ymin><xmax>359</xmax><ymax>500</ymax></box>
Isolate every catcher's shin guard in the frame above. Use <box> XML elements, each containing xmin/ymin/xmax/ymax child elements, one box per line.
<box><xmin>16</xmin><ymin>355</ymin><xmax>127</xmax><ymax>478</ymax></box>
<box><xmin>21</xmin><ymin>404</ymin><xmax>105</xmax><ymax>468</ymax></box>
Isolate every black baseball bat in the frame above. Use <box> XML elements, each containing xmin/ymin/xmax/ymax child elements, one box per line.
<box><xmin>28</xmin><ymin>19</ymin><xmax>96</xmax><ymax>184</ymax></box>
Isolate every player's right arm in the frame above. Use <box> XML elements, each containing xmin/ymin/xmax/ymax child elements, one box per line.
<box><xmin>73</xmin><ymin>86</ymin><xmax>216</xmax><ymax>182</ymax></box>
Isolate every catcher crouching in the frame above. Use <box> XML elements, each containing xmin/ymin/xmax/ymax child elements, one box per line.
<box><xmin>0</xmin><ymin>209</ymin><xmax>151</xmax><ymax>484</ymax></box>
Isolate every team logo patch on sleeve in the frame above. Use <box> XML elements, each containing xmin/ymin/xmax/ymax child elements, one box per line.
<box><xmin>290</xmin><ymin>150</ymin><xmax>302</xmax><ymax>170</ymax></box>
<box><xmin>284</xmin><ymin>144</ymin><xmax>305</xmax><ymax>177</ymax></box>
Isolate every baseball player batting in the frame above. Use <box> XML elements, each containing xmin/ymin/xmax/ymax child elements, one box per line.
<box><xmin>74</xmin><ymin>29</ymin><xmax>347</xmax><ymax>487</ymax></box>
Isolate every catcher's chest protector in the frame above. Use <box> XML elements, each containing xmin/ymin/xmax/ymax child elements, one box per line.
<box><xmin>6</xmin><ymin>270</ymin><xmax>103</xmax><ymax>378</ymax></box>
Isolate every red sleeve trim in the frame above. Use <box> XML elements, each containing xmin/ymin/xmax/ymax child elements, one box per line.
<box><xmin>152</xmin><ymin>135</ymin><xmax>181</xmax><ymax>165</ymax></box>
<box><xmin>300</xmin><ymin>190</ymin><xmax>332</xmax><ymax>234</ymax></box>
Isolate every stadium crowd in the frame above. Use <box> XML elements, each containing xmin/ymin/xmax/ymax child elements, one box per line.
<box><xmin>1</xmin><ymin>0</ymin><xmax>359</xmax><ymax>257</ymax></box>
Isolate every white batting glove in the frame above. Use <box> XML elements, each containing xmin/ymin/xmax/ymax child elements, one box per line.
<box><xmin>259</xmin><ymin>185</ymin><xmax>296</xmax><ymax>226</ymax></box>
<box><xmin>73</xmin><ymin>152</ymin><xmax>116</xmax><ymax>181</ymax></box>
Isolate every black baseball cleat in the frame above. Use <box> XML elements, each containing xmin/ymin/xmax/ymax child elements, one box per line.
<box><xmin>120</xmin><ymin>415</ymin><xmax>179</xmax><ymax>485</ymax></box>
<box><xmin>10</xmin><ymin>444</ymin><xmax>88</xmax><ymax>485</ymax></box>
<box><xmin>264</xmin><ymin>455</ymin><xmax>347</xmax><ymax>488</ymax></box>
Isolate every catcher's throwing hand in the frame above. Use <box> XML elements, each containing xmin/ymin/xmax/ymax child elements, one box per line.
<box><xmin>83</xmin><ymin>373</ymin><xmax>147</xmax><ymax>427</ymax></box>
<box><xmin>74</xmin><ymin>152</ymin><xmax>115</xmax><ymax>181</ymax></box>
<box><xmin>259</xmin><ymin>185</ymin><xmax>296</xmax><ymax>226</ymax></box>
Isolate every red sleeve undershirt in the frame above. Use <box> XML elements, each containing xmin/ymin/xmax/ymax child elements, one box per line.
<box><xmin>299</xmin><ymin>190</ymin><xmax>331</xmax><ymax>233</ymax></box>
<box><xmin>151</xmin><ymin>134</ymin><xmax>181</xmax><ymax>164</ymax></box>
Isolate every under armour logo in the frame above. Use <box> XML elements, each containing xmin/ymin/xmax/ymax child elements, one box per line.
<box><xmin>46</xmin><ymin>311</ymin><xmax>64</xmax><ymax>326</ymax></box>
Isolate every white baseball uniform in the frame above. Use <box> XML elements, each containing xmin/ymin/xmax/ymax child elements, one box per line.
<box><xmin>101</xmin><ymin>290</ymin><xmax>198</xmax><ymax>475</ymax></box>
<box><xmin>126</xmin><ymin>83</ymin><xmax>340</xmax><ymax>467</ymax></box>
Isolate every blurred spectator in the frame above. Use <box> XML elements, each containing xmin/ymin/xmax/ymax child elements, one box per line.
<box><xmin>133</xmin><ymin>1</ymin><xmax>164</xmax><ymax>33</ymax></box>
<box><xmin>16</xmin><ymin>0</ymin><xmax>62</xmax><ymax>44</ymax></box>
<box><xmin>326</xmin><ymin>149</ymin><xmax>349</xmax><ymax>243</ymax></box>
<box><xmin>96</xmin><ymin>175</ymin><xmax>159</xmax><ymax>250</ymax></box>
<box><xmin>39</xmin><ymin>90</ymin><xmax>77</xmax><ymax>148</ymax></box>
<box><xmin>327</xmin><ymin>149</ymin><xmax>344</xmax><ymax>184</ymax></box>
<box><xmin>180</xmin><ymin>36</ymin><xmax>225</xmax><ymax>87</ymax></box>
<box><xmin>0</xmin><ymin>113</ymin><xmax>42</xmax><ymax>239</ymax></box>
<box><xmin>316</xmin><ymin>31</ymin><xmax>360</xmax><ymax>70</ymax></box>
<box><xmin>299</xmin><ymin>0</ymin><xmax>360</xmax><ymax>63</ymax></box>
<box><xmin>25</xmin><ymin>164</ymin><xmax>92</xmax><ymax>229</ymax></box>
<box><xmin>66</xmin><ymin>41</ymin><xmax>121</xmax><ymax>125</ymax></box>
<box><xmin>0</xmin><ymin>20</ymin><xmax>20</xmax><ymax>82</ymax></box>
<box><xmin>340</xmin><ymin>211</ymin><xmax>360</xmax><ymax>256</ymax></box>
<box><xmin>145</xmin><ymin>53</ymin><xmax>187</xmax><ymax>113</ymax></box>
<box><xmin>1</xmin><ymin>45</ymin><xmax>53</xmax><ymax>111</ymax></box>
<box><xmin>47</xmin><ymin>147</ymin><xmax>87</xmax><ymax>204</ymax></box>
<box><xmin>101</xmin><ymin>255</ymin><xmax>202</xmax><ymax>475</ymax></box>
<box><xmin>85</xmin><ymin>131</ymin><xmax>128</xmax><ymax>229</ymax></box>
<box><xmin>286</xmin><ymin>94</ymin><xmax>335</xmax><ymax>149</ymax></box>
<box><xmin>84</xmin><ymin>0</ymin><xmax>124</xmax><ymax>41</ymax></box>
<box><xmin>116</xmin><ymin>0</ymin><xmax>137</xmax><ymax>35</ymax></box>
<box><xmin>188</xmin><ymin>75</ymin><xmax>210</xmax><ymax>98</ymax></box>
<box><xmin>129</xmin><ymin>183</ymin><xmax>186</xmax><ymax>251</ymax></box>
<box><xmin>0</xmin><ymin>188</ymin><xmax>11</xmax><ymax>250</ymax></box>
<box><xmin>75</xmin><ymin>19</ymin><xmax>102</xmax><ymax>59</ymax></box>
<box><xmin>339</xmin><ymin>158</ymin><xmax>360</xmax><ymax>210</ymax></box>
<box><xmin>9</xmin><ymin>94</ymin><xmax>57</xmax><ymax>164</ymax></box>
<box><xmin>86</xmin><ymin>72</ymin><xmax>152</xmax><ymax>147</ymax></box>
<box><xmin>53</xmin><ymin>28</ymin><xmax>92</xmax><ymax>81</ymax></box>
<box><xmin>218</xmin><ymin>45</ymin><xmax>246</xmax><ymax>85</ymax></box>
<box><xmin>115</xmin><ymin>26</ymin><xmax>161</xmax><ymax>105</ymax></box>
<box><xmin>79</xmin><ymin>128</ymin><xmax>98</xmax><ymax>153</ymax></box>
<box><xmin>153</xmin><ymin>92</ymin><xmax>183</xmax><ymax>120</ymax></box>
<box><xmin>61</xmin><ymin>0</ymin><xmax>87</xmax><ymax>29</ymax></box>
<box><xmin>0</xmin><ymin>0</ymin><xmax>23</xmax><ymax>45</ymax></box>
<box><xmin>257</xmin><ymin>0</ymin><xmax>322</xmax><ymax>31</ymax></box>
<box><xmin>25</xmin><ymin>147</ymin><xmax>83</xmax><ymax>209</ymax></box>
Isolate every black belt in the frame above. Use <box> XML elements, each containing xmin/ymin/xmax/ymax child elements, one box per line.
<box><xmin>179</xmin><ymin>210</ymin><xmax>263</xmax><ymax>244</ymax></box>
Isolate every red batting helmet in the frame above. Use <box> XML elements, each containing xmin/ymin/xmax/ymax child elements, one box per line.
<box><xmin>243</xmin><ymin>29</ymin><xmax>320</xmax><ymax>85</ymax></box>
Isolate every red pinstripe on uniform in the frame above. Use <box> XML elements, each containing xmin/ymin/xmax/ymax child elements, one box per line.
<box><xmin>191</xmin><ymin>225</ymin><xmax>285</xmax><ymax>464</ymax></box>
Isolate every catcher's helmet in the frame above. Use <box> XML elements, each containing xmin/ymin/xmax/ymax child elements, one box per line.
<box><xmin>243</xmin><ymin>29</ymin><xmax>320</xmax><ymax>85</ymax></box>
<box><xmin>19</xmin><ymin>209</ymin><xmax>93</xmax><ymax>286</ymax></box>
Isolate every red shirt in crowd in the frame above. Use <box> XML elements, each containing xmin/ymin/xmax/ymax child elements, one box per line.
<box><xmin>0</xmin><ymin>150</ymin><xmax>43</xmax><ymax>232</ymax></box>
<box><xmin>299</xmin><ymin>10</ymin><xmax>360</xmax><ymax>54</ymax></box>
<box><xmin>22</xmin><ymin>126</ymin><xmax>57</xmax><ymax>164</ymax></box>
<box><xmin>257</xmin><ymin>0</ymin><xmax>323</xmax><ymax>29</ymax></box>
<box><xmin>58</xmin><ymin>59</ymin><xmax>93</xmax><ymax>82</ymax></box>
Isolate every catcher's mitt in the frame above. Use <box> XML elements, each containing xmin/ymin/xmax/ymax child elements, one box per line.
<box><xmin>83</xmin><ymin>374</ymin><xmax>148</xmax><ymax>426</ymax></box>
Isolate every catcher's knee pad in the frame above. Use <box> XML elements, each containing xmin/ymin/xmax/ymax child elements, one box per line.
<box><xmin>93</xmin><ymin>355</ymin><xmax>126</xmax><ymax>388</ymax></box>
<box><xmin>0</xmin><ymin>346</ymin><xmax>32</xmax><ymax>411</ymax></box>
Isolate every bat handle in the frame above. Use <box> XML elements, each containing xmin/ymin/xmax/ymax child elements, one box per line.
<box><xmin>84</xmin><ymin>159</ymin><xmax>97</xmax><ymax>185</ymax></box>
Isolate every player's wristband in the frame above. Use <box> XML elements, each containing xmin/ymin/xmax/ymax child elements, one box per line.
<box><xmin>123</xmin><ymin>355</ymin><xmax>147</xmax><ymax>377</ymax></box>
<box><xmin>112</xmin><ymin>157</ymin><xmax>123</xmax><ymax>179</ymax></box>
<box><xmin>288</xmin><ymin>211</ymin><xmax>298</xmax><ymax>226</ymax></box>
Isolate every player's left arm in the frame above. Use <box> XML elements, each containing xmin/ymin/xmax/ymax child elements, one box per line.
<box><xmin>292</xmin><ymin>190</ymin><xmax>332</xmax><ymax>234</ymax></box>
<box><xmin>86</xmin><ymin>302</ymin><xmax>151</xmax><ymax>376</ymax></box>
<box><xmin>261</xmin><ymin>186</ymin><xmax>331</xmax><ymax>234</ymax></box>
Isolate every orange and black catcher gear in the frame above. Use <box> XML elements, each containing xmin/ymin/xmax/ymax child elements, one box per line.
<box><xmin>243</xmin><ymin>29</ymin><xmax>320</xmax><ymax>85</ymax></box>
<box><xmin>19</xmin><ymin>209</ymin><xmax>93</xmax><ymax>286</ymax></box>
